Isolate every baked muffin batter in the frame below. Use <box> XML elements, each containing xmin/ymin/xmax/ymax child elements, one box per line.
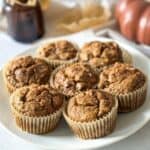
<box><xmin>99</xmin><ymin>63</ymin><xmax>146</xmax><ymax>94</ymax></box>
<box><xmin>37</xmin><ymin>40</ymin><xmax>78</xmax><ymax>61</ymax></box>
<box><xmin>67</xmin><ymin>89</ymin><xmax>115</xmax><ymax>122</ymax></box>
<box><xmin>11</xmin><ymin>84</ymin><xmax>64</xmax><ymax>117</ymax></box>
<box><xmin>4</xmin><ymin>56</ymin><xmax>52</xmax><ymax>93</ymax></box>
<box><xmin>51</xmin><ymin>63</ymin><xmax>98</xmax><ymax>96</ymax></box>
<box><xmin>79</xmin><ymin>41</ymin><xmax>123</xmax><ymax>68</ymax></box>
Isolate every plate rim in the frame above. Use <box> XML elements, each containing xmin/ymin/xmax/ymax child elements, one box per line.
<box><xmin>0</xmin><ymin>117</ymin><xmax>149</xmax><ymax>150</ymax></box>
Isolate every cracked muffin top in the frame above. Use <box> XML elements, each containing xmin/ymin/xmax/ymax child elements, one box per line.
<box><xmin>37</xmin><ymin>40</ymin><xmax>78</xmax><ymax>61</ymax></box>
<box><xmin>67</xmin><ymin>89</ymin><xmax>115</xmax><ymax>122</ymax></box>
<box><xmin>4</xmin><ymin>56</ymin><xmax>52</xmax><ymax>93</ymax></box>
<box><xmin>51</xmin><ymin>63</ymin><xmax>98</xmax><ymax>96</ymax></box>
<box><xmin>79</xmin><ymin>41</ymin><xmax>123</xmax><ymax>69</ymax></box>
<box><xmin>98</xmin><ymin>63</ymin><xmax>146</xmax><ymax>94</ymax></box>
<box><xmin>10</xmin><ymin>84</ymin><xmax>64</xmax><ymax>117</ymax></box>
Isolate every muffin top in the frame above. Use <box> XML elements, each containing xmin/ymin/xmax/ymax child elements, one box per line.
<box><xmin>4</xmin><ymin>56</ymin><xmax>52</xmax><ymax>92</ymax></box>
<box><xmin>37</xmin><ymin>40</ymin><xmax>78</xmax><ymax>61</ymax></box>
<box><xmin>11</xmin><ymin>84</ymin><xmax>64</xmax><ymax>117</ymax></box>
<box><xmin>67</xmin><ymin>89</ymin><xmax>115</xmax><ymax>122</ymax></box>
<box><xmin>79</xmin><ymin>41</ymin><xmax>123</xmax><ymax>68</ymax></box>
<box><xmin>99</xmin><ymin>63</ymin><xmax>146</xmax><ymax>94</ymax></box>
<box><xmin>51</xmin><ymin>63</ymin><xmax>98</xmax><ymax>96</ymax></box>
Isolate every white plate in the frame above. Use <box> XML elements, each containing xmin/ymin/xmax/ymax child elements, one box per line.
<box><xmin>0</xmin><ymin>31</ymin><xmax>150</xmax><ymax>150</ymax></box>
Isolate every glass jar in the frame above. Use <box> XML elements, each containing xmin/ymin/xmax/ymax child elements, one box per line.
<box><xmin>3</xmin><ymin>0</ymin><xmax>45</xmax><ymax>43</ymax></box>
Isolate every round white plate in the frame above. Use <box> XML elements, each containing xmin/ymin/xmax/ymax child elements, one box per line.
<box><xmin>0</xmin><ymin>31</ymin><xmax>150</xmax><ymax>150</ymax></box>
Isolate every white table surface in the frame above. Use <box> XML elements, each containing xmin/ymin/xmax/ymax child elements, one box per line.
<box><xmin>0</xmin><ymin>0</ymin><xmax>150</xmax><ymax>149</ymax></box>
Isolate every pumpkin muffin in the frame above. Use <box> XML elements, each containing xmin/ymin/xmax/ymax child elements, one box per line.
<box><xmin>50</xmin><ymin>63</ymin><xmax>98</xmax><ymax>96</ymax></box>
<box><xmin>3</xmin><ymin>56</ymin><xmax>52</xmax><ymax>93</ymax></box>
<box><xmin>98</xmin><ymin>62</ymin><xmax>147</xmax><ymax>112</ymax></box>
<box><xmin>79</xmin><ymin>41</ymin><xmax>132</xmax><ymax>69</ymax></box>
<box><xmin>63</xmin><ymin>89</ymin><xmax>118</xmax><ymax>139</ymax></box>
<box><xmin>10</xmin><ymin>84</ymin><xmax>64</xmax><ymax>134</ymax></box>
<box><xmin>37</xmin><ymin>40</ymin><xmax>79</xmax><ymax>66</ymax></box>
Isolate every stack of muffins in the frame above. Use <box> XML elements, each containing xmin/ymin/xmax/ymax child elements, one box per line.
<box><xmin>3</xmin><ymin>40</ymin><xmax>147</xmax><ymax>139</ymax></box>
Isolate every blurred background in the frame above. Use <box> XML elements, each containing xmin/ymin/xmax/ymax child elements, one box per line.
<box><xmin>0</xmin><ymin>0</ymin><xmax>149</xmax><ymax>60</ymax></box>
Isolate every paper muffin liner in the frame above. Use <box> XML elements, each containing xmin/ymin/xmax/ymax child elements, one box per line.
<box><xmin>63</xmin><ymin>100</ymin><xmax>118</xmax><ymax>139</ymax></box>
<box><xmin>47</xmin><ymin>53</ymin><xmax>79</xmax><ymax>68</ymax></box>
<box><xmin>50</xmin><ymin>63</ymin><xmax>99</xmax><ymax>97</ymax></box>
<box><xmin>115</xmin><ymin>80</ymin><xmax>147</xmax><ymax>112</ymax></box>
<box><xmin>122</xmin><ymin>49</ymin><xmax>133</xmax><ymax>64</ymax></box>
<box><xmin>10</xmin><ymin>100</ymin><xmax>65</xmax><ymax>134</ymax></box>
<box><xmin>36</xmin><ymin>41</ymin><xmax>80</xmax><ymax>68</ymax></box>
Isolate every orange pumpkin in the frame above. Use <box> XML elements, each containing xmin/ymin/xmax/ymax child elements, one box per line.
<box><xmin>115</xmin><ymin>0</ymin><xmax>150</xmax><ymax>45</ymax></box>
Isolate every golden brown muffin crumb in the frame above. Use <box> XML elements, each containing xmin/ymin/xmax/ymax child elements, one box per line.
<box><xmin>11</xmin><ymin>84</ymin><xmax>64</xmax><ymax>117</ymax></box>
<box><xmin>37</xmin><ymin>40</ymin><xmax>78</xmax><ymax>61</ymax></box>
<box><xmin>79</xmin><ymin>41</ymin><xmax>123</xmax><ymax>68</ymax></box>
<box><xmin>52</xmin><ymin>63</ymin><xmax>98</xmax><ymax>96</ymax></box>
<box><xmin>4</xmin><ymin>56</ymin><xmax>52</xmax><ymax>92</ymax></box>
<box><xmin>99</xmin><ymin>63</ymin><xmax>145</xmax><ymax>94</ymax></box>
<box><xmin>67</xmin><ymin>89</ymin><xmax>115</xmax><ymax>122</ymax></box>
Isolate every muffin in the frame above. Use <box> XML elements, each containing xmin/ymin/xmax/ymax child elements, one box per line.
<box><xmin>98</xmin><ymin>62</ymin><xmax>147</xmax><ymax>112</ymax></box>
<box><xmin>63</xmin><ymin>89</ymin><xmax>118</xmax><ymax>139</ymax></box>
<box><xmin>50</xmin><ymin>62</ymin><xmax>98</xmax><ymax>96</ymax></box>
<box><xmin>3</xmin><ymin>56</ymin><xmax>52</xmax><ymax>93</ymax></box>
<box><xmin>79</xmin><ymin>41</ymin><xmax>132</xmax><ymax>69</ymax></box>
<box><xmin>37</xmin><ymin>40</ymin><xmax>79</xmax><ymax>66</ymax></box>
<box><xmin>10</xmin><ymin>84</ymin><xmax>64</xmax><ymax>134</ymax></box>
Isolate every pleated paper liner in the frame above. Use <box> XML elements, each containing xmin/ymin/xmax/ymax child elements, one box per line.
<box><xmin>36</xmin><ymin>41</ymin><xmax>80</xmax><ymax>68</ymax></box>
<box><xmin>115</xmin><ymin>80</ymin><xmax>147</xmax><ymax>112</ymax></box>
<box><xmin>46</xmin><ymin>54</ymin><xmax>79</xmax><ymax>69</ymax></box>
<box><xmin>10</xmin><ymin>101</ymin><xmax>65</xmax><ymax>134</ymax></box>
<box><xmin>63</xmin><ymin>100</ymin><xmax>118</xmax><ymax>139</ymax></box>
<box><xmin>50</xmin><ymin>63</ymin><xmax>99</xmax><ymax>97</ymax></box>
